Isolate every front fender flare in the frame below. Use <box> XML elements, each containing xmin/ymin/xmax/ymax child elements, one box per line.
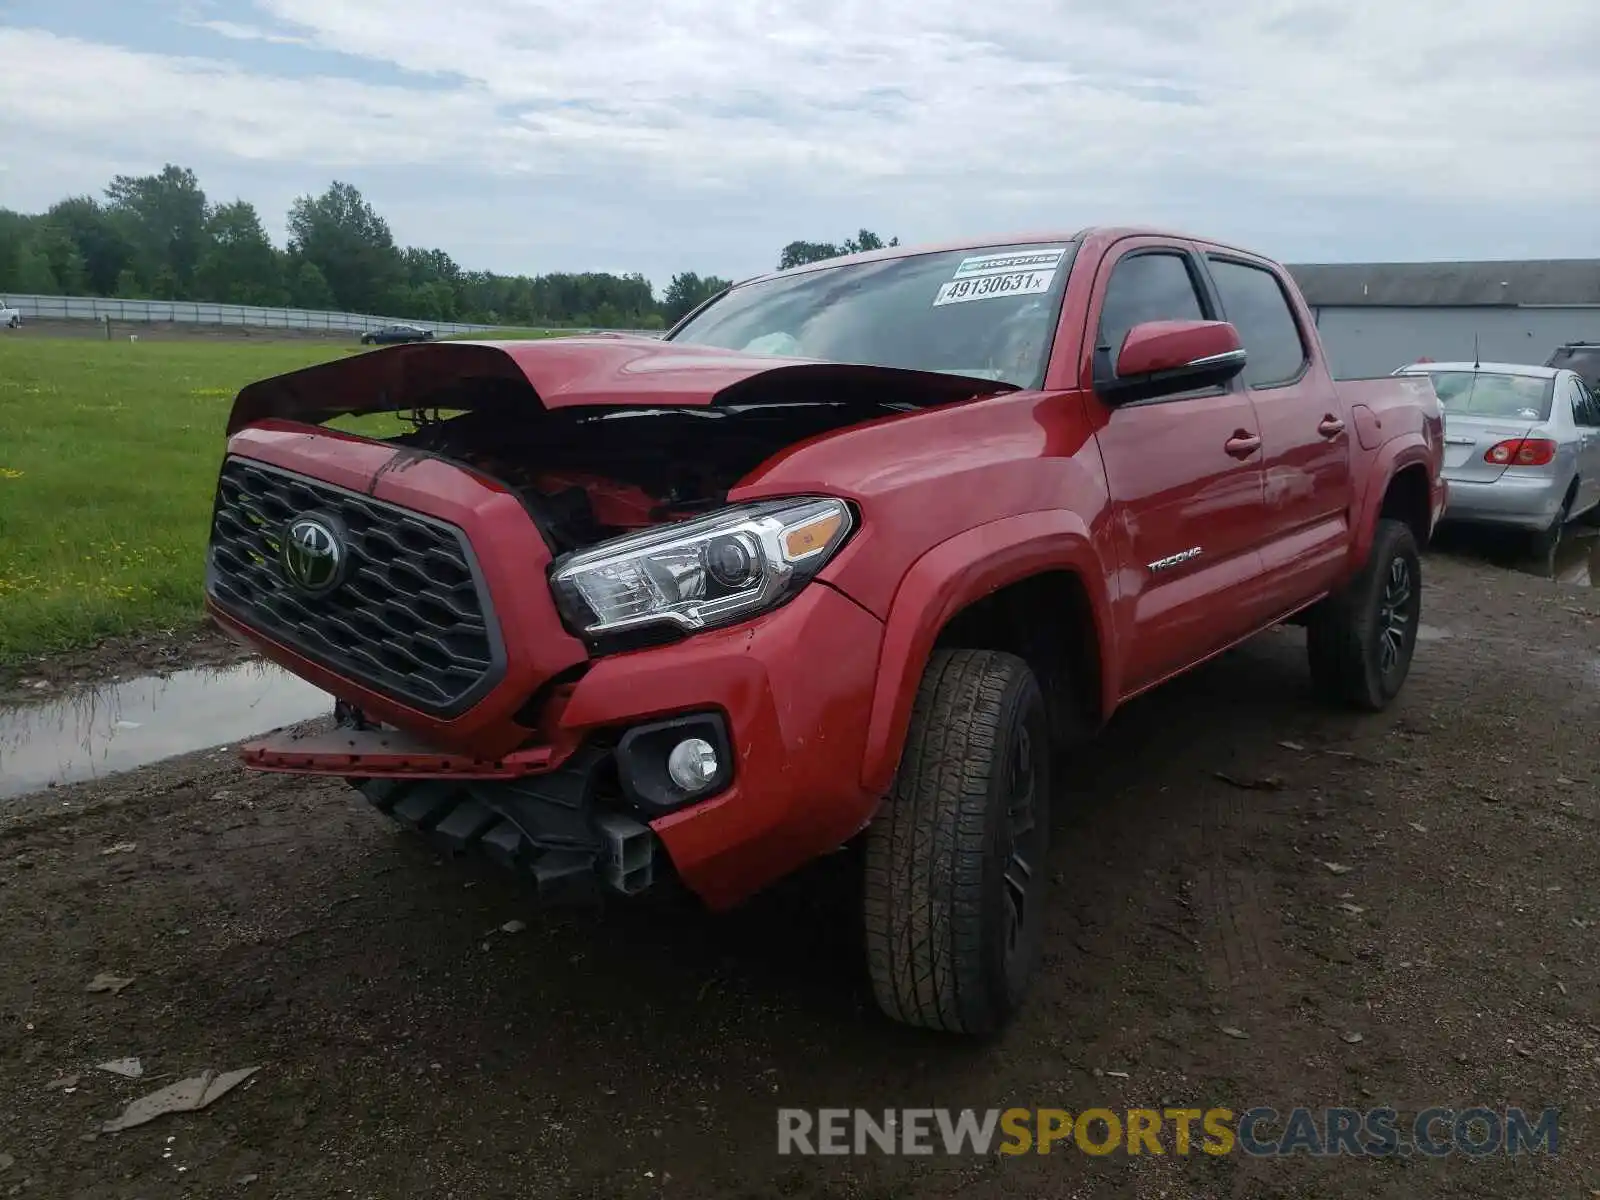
<box><xmin>858</xmin><ymin>511</ymin><xmax>1115</xmax><ymax>796</ymax></box>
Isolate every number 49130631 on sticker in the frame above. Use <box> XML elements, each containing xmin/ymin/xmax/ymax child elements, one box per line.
<box><xmin>933</xmin><ymin>269</ymin><xmax>1056</xmax><ymax>307</ymax></box>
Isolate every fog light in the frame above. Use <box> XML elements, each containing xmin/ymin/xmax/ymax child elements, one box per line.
<box><xmin>614</xmin><ymin>713</ymin><xmax>734</xmax><ymax>814</ymax></box>
<box><xmin>666</xmin><ymin>738</ymin><xmax>719</xmax><ymax>792</ymax></box>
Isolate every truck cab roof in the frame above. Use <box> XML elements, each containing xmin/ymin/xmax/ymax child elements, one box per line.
<box><xmin>737</xmin><ymin>226</ymin><xmax>1278</xmax><ymax>288</ymax></box>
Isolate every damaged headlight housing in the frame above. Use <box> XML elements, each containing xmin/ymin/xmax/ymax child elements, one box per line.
<box><xmin>549</xmin><ymin>497</ymin><xmax>855</xmax><ymax>639</ymax></box>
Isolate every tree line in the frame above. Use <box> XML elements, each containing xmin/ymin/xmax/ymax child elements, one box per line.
<box><xmin>0</xmin><ymin>164</ymin><xmax>897</xmax><ymax>330</ymax></box>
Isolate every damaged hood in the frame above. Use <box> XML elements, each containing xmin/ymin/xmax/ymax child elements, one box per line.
<box><xmin>225</xmin><ymin>335</ymin><xmax>1017</xmax><ymax>435</ymax></box>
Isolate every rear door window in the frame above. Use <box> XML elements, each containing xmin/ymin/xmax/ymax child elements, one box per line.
<box><xmin>1573</xmin><ymin>377</ymin><xmax>1600</xmax><ymax>426</ymax></box>
<box><xmin>1205</xmin><ymin>257</ymin><xmax>1309</xmax><ymax>388</ymax></box>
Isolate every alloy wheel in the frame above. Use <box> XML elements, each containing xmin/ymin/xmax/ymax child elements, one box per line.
<box><xmin>1376</xmin><ymin>556</ymin><xmax>1414</xmax><ymax>676</ymax></box>
<box><xmin>1001</xmin><ymin>724</ymin><xmax>1040</xmax><ymax>968</ymax></box>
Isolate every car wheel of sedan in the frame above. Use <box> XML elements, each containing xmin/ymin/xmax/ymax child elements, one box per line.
<box><xmin>862</xmin><ymin>648</ymin><xmax>1052</xmax><ymax>1036</ymax></box>
<box><xmin>1533</xmin><ymin>486</ymin><xmax>1575</xmax><ymax>560</ymax></box>
<box><xmin>1307</xmin><ymin>517</ymin><xmax>1422</xmax><ymax>712</ymax></box>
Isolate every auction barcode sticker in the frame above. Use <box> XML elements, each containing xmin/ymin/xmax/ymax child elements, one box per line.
<box><xmin>950</xmin><ymin>248</ymin><xmax>1068</xmax><ymax>280</ymax></box>
<box><xmin>933</xmin><ymin>269</ymin><xmax>1056</xmax><ymax>306</ymax></box>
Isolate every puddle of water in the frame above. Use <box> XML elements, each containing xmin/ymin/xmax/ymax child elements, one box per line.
<box><xmin>1550</xmin><ymin>528</ymin><xmax>1599</xmax><ymax>587</ymax></box>
<box><xmin>0</xmin><ymin>661</ymin><xmax>331</xmax><ymax>800</ymax></box>
<box><xmin>1431</xmin><ymin>523</ymin><xmax>1600</xmax><ymax>586</ymax></box>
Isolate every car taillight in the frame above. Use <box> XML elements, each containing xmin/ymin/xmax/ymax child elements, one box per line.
<box><xmin>1485</xmin><ymin>438</ymin><xmax>1556</xmax><ymax>467</ymax></box>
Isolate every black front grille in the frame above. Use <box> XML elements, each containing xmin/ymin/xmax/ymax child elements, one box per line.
<box><xmin>207</xmin><ymin>457</ymin><xmax>503</xmax><ymax>715</ymax></box>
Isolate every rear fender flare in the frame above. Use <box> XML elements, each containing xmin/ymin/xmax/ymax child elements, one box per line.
<box><xmin>1349</xmin><ymin>437</ymin><xmax>1436</xmax><ymax>571</ymax></box>
<box><xmin>859</xmin><ymin>511</ymin><xmax>1115</xmax><ymax>796</ymax></box>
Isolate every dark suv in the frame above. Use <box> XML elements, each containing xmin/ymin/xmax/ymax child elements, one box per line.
<box><xmin>1547</xmin><ymin>342</ymin><xmax>1600</xmax><ymax>392</ymax></box>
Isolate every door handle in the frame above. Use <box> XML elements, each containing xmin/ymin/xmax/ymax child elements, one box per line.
<box><xmin>1318</xmin><ymin>415</ymin><xmax>1346</xmax><ymax>437</ymax></box>
<box><xmin>1224</xmin><ymin>432</ymin><xmax>1262</xmax><ymax>459</ymax></box>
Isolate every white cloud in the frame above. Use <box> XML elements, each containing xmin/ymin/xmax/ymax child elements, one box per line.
<box><xmin>235</xmin><ymin>0</ymin><xmax>1600</xmax><ymax>194</ymax></box>
<box><xmin>192</xmin><ymin>19</ymin><xmax>311</xmax><ymax>46</ymax></box>
<box><xmin>0</xmin><ymin>30</ymin><xmax>502</xmax><ymax>167</ymax></box>
<box><xmin>1</xmin><ymin>0</ymin><xmax>1597</xmax><ymax>282</ymax></box>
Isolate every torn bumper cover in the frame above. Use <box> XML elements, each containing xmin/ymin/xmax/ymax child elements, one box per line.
<box><xmin>361</xmin><ymin>744</ymin><xmax>629</xmax><ymax>897</ymax></box>
<box><xmin>242</xmin><ymin>727</ymin><xmax>656</xmax><ymax>897</ymax></box>
<box><xmin>240</xmin><ymin>725</ymin><xmax>561</xmax><ymax>779</ymax></box>
<box><xmin>238</xmin><ymin>582</ymin><xmax>887</xmax><ymax>911</ymax></box>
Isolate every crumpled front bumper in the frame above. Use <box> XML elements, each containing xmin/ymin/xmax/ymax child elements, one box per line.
<box><xmin>241</xmin><ymin>580</ymin><xmax>887</xmax><ymax>910</ymax></box>
<box><xmin>217</xmin><ymin>421</ymin><xmax>890</xmax><ymax>909</ymax></box>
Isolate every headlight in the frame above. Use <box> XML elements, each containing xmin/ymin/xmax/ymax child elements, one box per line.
<box><xmin>549</xmin><ymin>496</ymin><xmax>854</xmax><ymax>638</ymax></box>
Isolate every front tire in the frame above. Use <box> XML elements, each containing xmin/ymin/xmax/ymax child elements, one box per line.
<box><xmin>862</xmin><ymin>649</ymin><xmax>1052</xmax><ymax>1036</ymax></box>
<box><xmin>1307</xmin><ymin>518</ymin><xmax>1422</xmax><ymax>711</ymax></box>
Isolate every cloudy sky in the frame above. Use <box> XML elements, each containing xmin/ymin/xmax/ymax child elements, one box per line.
<box><xmin>2</xmin><ymin>0</ymin><xmax>1596</xmax><ymax>290</ymax></box>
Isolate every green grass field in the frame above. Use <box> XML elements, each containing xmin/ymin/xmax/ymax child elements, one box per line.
<box><xmin>0</xmin><ymin>326</ymin><xmax>649</xmax><ymax>664</ymax></box>
<box><xmin>0</xmin><ymin>338</ymin><xmax>375</xmax><ymax>663</ymax></box>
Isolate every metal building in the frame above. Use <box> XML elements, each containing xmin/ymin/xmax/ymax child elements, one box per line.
<box><xmin>1283</xmin><ymin>259</ymin><xmax>1600</xmax><ymax>380</ymax></box>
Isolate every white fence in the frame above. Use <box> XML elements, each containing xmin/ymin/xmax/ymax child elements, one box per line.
<box><xmin>3</xmin><ymin>293</ymin><xmax>663</xmax><ymax>338</ymax></box>
<box><xmin>6</xmin><ymin>292</ymin><xmax>503</xmax><ymax>335</ymax></box>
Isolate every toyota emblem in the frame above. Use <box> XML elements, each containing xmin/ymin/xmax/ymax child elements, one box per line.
<box><xmin>281</xmin><ymin>515</ymin><xmax>345</xmax><ymax>594</ymax></box>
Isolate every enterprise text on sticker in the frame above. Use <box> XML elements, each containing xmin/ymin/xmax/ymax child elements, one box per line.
<box><xmin>950</xmin><ymin>248</ymin><xmax>1068</xmax><ymax>279</ymax></box>
<box><xmin>933</xmin><ymin>269</ymin><xmax>1056</xmax><ymax>307</ymax></box>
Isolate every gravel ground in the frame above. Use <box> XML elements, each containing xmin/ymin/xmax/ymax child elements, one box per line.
<box><xmin>1</xmin><ymin>537</ymin><xmax>1597</xmax><ymax>1199</ymax></box>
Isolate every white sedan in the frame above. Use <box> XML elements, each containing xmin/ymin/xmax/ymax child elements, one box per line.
<box><xmin>0</xmin><ymin>299</ymin><xmax>19</xmax><ymax>329</ymax></box>
<box><xmin>1394</xmin><ymin>360</ymin><xmax>1600</xmax><ymax>554</ymax></box>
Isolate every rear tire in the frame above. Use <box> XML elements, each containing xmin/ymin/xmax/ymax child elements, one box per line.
<box><xmin>862</xmin><ymin>649</ymin><xmax>1052</xmax><ymax>1036</ymax></box>
<box><xmin>1534</xmin><ymin>487</ymin><xmax>1575</xmax><ymax>559</ymax></box>
<box><xmin>1307</xmin><ymin>518</ymin><xmax>1422</xmax><ymax>711</ymax></box>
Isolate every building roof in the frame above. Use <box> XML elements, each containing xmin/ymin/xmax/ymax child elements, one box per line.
<box><xmin>1285</xmin><ymin>259</ymin><xmax>1600</xmax><ymax>308</ymax></box>
<box><xmin>1397</xmin><ymin>361</ymin><xmax>1561</xmax><ymax>379</ymax></box>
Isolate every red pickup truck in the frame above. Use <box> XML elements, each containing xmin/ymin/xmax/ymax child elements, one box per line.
<box><xmin>209</xmin><ymin>227</ymin><xmax>1445</xmax><ymax>1035</ymax></box>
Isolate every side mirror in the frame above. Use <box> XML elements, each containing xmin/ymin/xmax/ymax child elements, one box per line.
<box><xmin>1094</xmin><ymin>319</ymin><xmax>1247</xmax><ymax>404</ymax></box>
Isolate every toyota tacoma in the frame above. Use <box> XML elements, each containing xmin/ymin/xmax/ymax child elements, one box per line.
<box><xmin>207</xmin><ymin>227</ymin><xmax>1445</xmax><ymax>1035</ymax></box>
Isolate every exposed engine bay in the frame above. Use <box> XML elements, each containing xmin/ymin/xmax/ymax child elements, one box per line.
<box><xmin>376</xmin><ymin>379</ymin><xmax>915</xmax><ymax>555</ymax></box>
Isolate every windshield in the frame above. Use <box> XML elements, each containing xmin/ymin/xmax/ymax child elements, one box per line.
<box><xmin>1420</xmin><ymin>370</ymin><xmax>1555</xmax><ymax>421</ymax></box>
<box><xmin>1548</xmin><ymin>346</ymin><xmax>1600</xmax><ymax>390</ymax></box>
<box><xmin>667</xmin><ymin>242</ymin><xmax>1078</xmax><ymax>390</ymax></box>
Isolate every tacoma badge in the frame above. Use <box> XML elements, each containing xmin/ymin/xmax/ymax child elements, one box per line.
<box><xmin>1148</xmin><ymin>546</ymin><xmax>1203</xmax><ymax>573</ymax></box>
